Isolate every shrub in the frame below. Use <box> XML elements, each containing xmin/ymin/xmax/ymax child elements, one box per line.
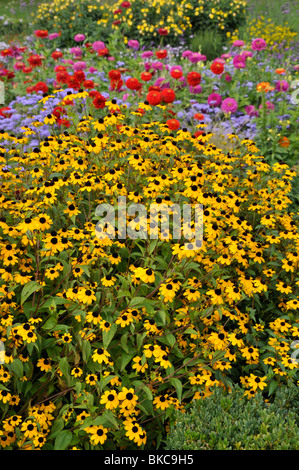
<box><xmin>32</xmin><ymin>0</ymin><xmax>247</xmax><ymax>48</ymax></box>
<box><xmin>165</xmin><ymin>384</ymin><xmax>299</xmax><ymax>450</ymax></box>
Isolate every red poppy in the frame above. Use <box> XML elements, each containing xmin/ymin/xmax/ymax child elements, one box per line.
<box><xmin>0</xmin><ymin>49</ymin><xmax>13</xmax><ymax>57</ymax></box>
<box><xmin>210</xmin><ymin>61</ymin><xmax>224</xmax><ymax>75</ymax></box>
<box><xmin>160</xmin><ymin>88</ymin><xmax>176</xmax><ymax>103</ymax></box>
<box><xmin>73</xmin><ymin>70</ymin><xmax>85</xmax><ymax>83</ymax></box>
<box><xmin>186</xmin><ymin>72</ymin><xmax>201</xmax><ymax>86</ymax></box>
<box><xmin>83</xmin><ymin>79</ymin><xmax>95</xmax><ymax>89</ymax></box>
<box><xmin>57</xmin><ymin>118</ymin><xmax>70</xmax><ymax>127</ymax></box>
<box><xmin>56</xmin><ymin>71</ymin><xmax>70</xmax><ymax>84</ymax></box>
<box><xmin>121</xmin><ymin>1</ymin><xmax>131</xmax><ymax>7</ymax></box>
<box><xmin>155</xmin><ymin>49</ymin><xmax>167</xmax><ymax>59</ymax></box>
<box><xmin>114</xmin><ymin>8</ymin><xmax>122</xmax><ymax>14</ymax></box>
<box><xmin>22</xmin><ymin>66</ymin><xmax>33</xmax><ymax>74</ymax></box>
<box><xmin>148</xmin><ymin>86</ymin><xmax>161</xmax><ymax>92</ymax></box>
<box><xmin>146</xmin><ymin>90</ymin><xmax>162</xmax><ymax>106</ymax></box>
<box><xmin>166</xmin><ymin>119</ymin><xmax>180</xmax><ymax>130</ymax></box>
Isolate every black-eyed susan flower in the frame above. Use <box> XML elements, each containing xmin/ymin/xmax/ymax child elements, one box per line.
<box><xmin>85</xmin><ymin>425</ymin><xmax>108</xmax><ymax>446</ymax></box>
<box><xmin>100</xmin><ymin>390</ymin><xmax>119</xmax><ymax>410</ymax></box>
<box><xmin>118</xmin><ymin>387</ymin><xmax>138</xmax><ymax>409</ymax></box>
<box><xmin>92</xmin><ymin>348</ymin><xmax>110</xmax><ymax>364</ymax></box>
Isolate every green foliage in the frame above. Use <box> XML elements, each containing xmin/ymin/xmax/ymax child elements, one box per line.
<box><xmin>165</xmin><ymin>385</ymin><xmax>299</xmax><ymax>450</ymax></box>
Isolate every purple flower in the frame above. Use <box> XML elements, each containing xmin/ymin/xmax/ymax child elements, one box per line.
<box><xmin>221</xmin><ymin>97</ymin><xmax>238</xmax><ymax>114</ymax></box>
<box><xmin>181</xmin><ymin>50</ymin><xmax>193</xmax><ymax>58</ymax></box>
<box><xmin>70</xmin><ymin>47</ymin><xmax>82</xmax><ymax>58</ymax></box>
<box><xmin>189</xmin><ymin>52</ymin><xmax>206</xmax><ymax>63</ymax></box>
<box><xmin>208</xmin><ymin>92</ymin><xmax>222</xmax><ymax>107</ymax></box>
<box><xmin>189</xmin><ymin>85</ymin><xmax>202</xmax><ymax>94</ymax></box>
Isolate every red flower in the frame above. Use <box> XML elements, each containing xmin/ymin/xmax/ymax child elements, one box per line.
<box><xmin>112</xmin><ymin>20</ymin><xmax>122</xmax><ymax>26</ymax></box>
<box><xmin>34</xmin><ymin>30</ymin><xmax>48</xmax><ymax>38</ymax></box>
<box><xmin>51</xmin><ymin>51</ymin><xmax>63</xmax><ymax>60</ymax></box>
<box><xmin>135</xmin><ymin>107</ymin><xmax>146</xmax><ymax>115</ymax></box>
<box><xmin>98</xmin><ymin>47</ymin><xmax>109</xmax><ymax>56</ymax></box>
<box><xmin>146</xmin><ymin>90</ymin><xmax>161</xmax><ymax>106</ymax></box>
<box><xmin>0</xmin><ymin>49</ymin><xmax>13</xmax><ymax>57</ymax></box>
<box><xmin>126</xmin><ymin>77</ymin><xmax>142</xmax><ymax>90</ymax></box>
<box><xmin>121</xmin><ymin>1</ymin><xmax>131</xmax><ymax>7</ymax></box>
<box><xmin>22</xmin><ymin>66</ymin><xmax>33</xmax><ymax>74</ymax></box>
<box><xmin>148</xmin><ymin>86</ymin><xmax>161</xmax><ymax>92</ymax></box>
<box><xmin>109</xmin><ymin>69</ymin><xmax>121</xmax><ymax>80</ymax></box>
<box><xmin>170</xmin><ymin>68</ymin><xmax>183</xmax><ymax>79</ymax></box>
<box><xmin>158</xmin><ymin>28</ymin><xmax>168</xmax><ymax>36</ymax></box>
<box><xmin>210</xmin><ymin>61</ymin><xmax>224</xmax><ymax>75</ymax></box>
<box><xmin>0</xmin><ymin>107</ymin><xmax>12</xmax><ymax>118</ymax></box>
<box><xmin>113</xmin><ymin>8</ymin><xmax>122</xmax><ymax>14</ymax></box>
<box><xmin>166</xmin><ymin>119</ymin><xmax>180</xmax><ymax>130</ymax></box>
<box><xmin>34</xmin><ymin>81</ymin><xmax>48</xmax><ymax>94</ymax></box>
<box><xmin>160</xmin><ymin>88</ymin><xmax>176</xmax><ymax>103</ymax></box>
<box><xmin>92</xmin><ymin>93</ymin><xmax>106</xmax><ymax>109</ymax></box>
<box><xmin>73</xmin><ymin>70</ymin><xmax>85</xmax><ymax>83</ymax></box>
<box><xmin>26</xmin><ymin>85</ymin><xmax>36</xmax><ymax>94</ymax></box>
<box><xmin>186</xmin><ymin>72</ymin><xmax>201</xmax><ymax>87</ymax></box>
<box><xmin>194</xmin><ymin>113</ymin><xmax>204</xmax><ymax>121</ymax></box>
<box><xmin>83</xmin><ymin>79</ymin><xmax>95</xmax><ymax>89</ymax></box>
<box><xmin>28</xmin><ymin>54</ymin><xmax>44</xmax><ymax>67</ymax></box>
<box><xmin>110</xmin><ymin>78</ymin><xmax>123</xmax><ymax>91</ymax></box>
<box><xmin>140</xmin><ymin>72</ymin><xmax>152</xmax><ymax>82</ymax></box>
<box><xmin>57</xmin><ymin>118</ymin><xmax>70</xmax><ymax>127</ymax></box>
<box><xmin>155</xmin><ymin>49</ymin><xmax>167</xmax><ymax>59</ymax></box>
<box><xmin>56</xmin><ymin>71</ymin><xmax>70</xmax><ymax>84</ymax></box>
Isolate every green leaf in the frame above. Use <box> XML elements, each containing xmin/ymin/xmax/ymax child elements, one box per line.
<box><xmin>21</xmin><ymin>281</ymin><xmax>42</xmax><ymax>305</ymax></box>
<box><xmin>58</xmin><ymin>357</ymin><xmax>70</xmax><ymax>378</ymax></box>
<box><xmin>130</xmin><ymin>296</ymin><xmax>146</xmax><ymax>308</ymax></box>
<box><xmin>102</xmin><ymin>323</ymin><xmax>118</xmax><ymax>349</ymax></box>
<box><xmin>268</xmin><ymin>380</ymin><xmax>278</xmax><ymax>396</ymax></box>
<box><xmin>10</xmin><ymin>358</ymin><xmax>23</xmax><ymax>378</ymax></box>
<box><xmin>42</xmin><ymin>317</ymin><xmax>57</xmax><ymax>330</ymax></box>
<box><xmin>54</xmin><ymin>430</ymin><xmax>73</xmax><ymax>450</ymax></box>
<box><xmin>120</xmin><ymin>352</ymin><xmax>135</xmax><ymax>371</ymax></box>
<box><xmin>82</xmin><ymin>340</ymin><xmax>91</xmax><ymax>363</ymax></box>
<box><xmin>170</xmin><ymin>378</ymin><xmax>183</xmax><ymax>403</ymax></box>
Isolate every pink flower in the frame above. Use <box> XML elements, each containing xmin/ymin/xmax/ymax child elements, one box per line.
<box><xmin>245</xmin><ymin>105</ymin><xmax>259</xmax><ymax>117</ymax></box>
<box><xmin>275</xmin><ymin>80</ymin><xmax>289</xmax><ymax>92</ymax></box>
<box><xmin>49</xmin><ymin>33</ymin><xmax>59</xmax><ymax>40</ymax></box>
<box><xmin>189</xmin><ymin>52</ymin><xmax>206</xmax><ymax>63</ymax></box>
<box><xmin>182</xmin><ymin>50</ymin><xmax>193</xmax><ymax>58</ymax></box>
<box><xmin>258</xmin><ymin>101</ymin><xmax>275</xmax><ymax>111</ymax></box>
<box><xmin>128</xmin><ymin>39</ymin><xmax>139</xmax><ymax>50</ymax></box>
<box><xmin>73</xmin><ymin>61</ymin><xmax>87</xmax><ymax>71</ymax></box>
<box><xmin>74</xmin><ymin>34</ymin><xmax>85</xmax><ymax>42</ymax></box>
<box><xmin>70</xmin><ymin>47</ymin><xmax>82</xmax><ymax>58</ymax></box>
<box><xmin>233</xmin><ymin>40</ymin><xmax>245</xmax><ymax>47</ymax></box>
<box><xmin>251</xmin><ymin>38</ymin><xmax>267</xmax><ymax>51</ymax></box>
<box><xmin>232</xmin><ymin>55</ymin><xmax>246</xmax><ymax>69</ymax></box>
<box><xmin>92</xmin><ymin>41</ymin><xmax>106</xmax><ymax>52</ymax></box>
<box><xmin>221</xmin><ymin>97</ymin><xmax>238</xmax><ymax>113</ymax></box>
<box><xmin>141</xmin><ymin>51</ymin><xmax>154</xmax><ymax>59</ymax></box>
<box><xmin>89</xmin><ymin>66</ymin><xmax>97</xmax><ymax>73</ymax></box>
<box><xmin>241</xmin><ymin>50</ymin><xmax>253</xmax><ymax>58</ymax></box>
<box><xmin>189</xmin><ymin>84</ymin><xmax>202</xmax><ymax>94</ymax></box>
<box><xmin>221</xmin><ymin>53</ymin><xmax>231</xmax><ymax>59</ymax></box>
<box><xmin>208</xmin><ymin>92</ymin><xmax>222</xmax><ymax>107</ymax></box>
